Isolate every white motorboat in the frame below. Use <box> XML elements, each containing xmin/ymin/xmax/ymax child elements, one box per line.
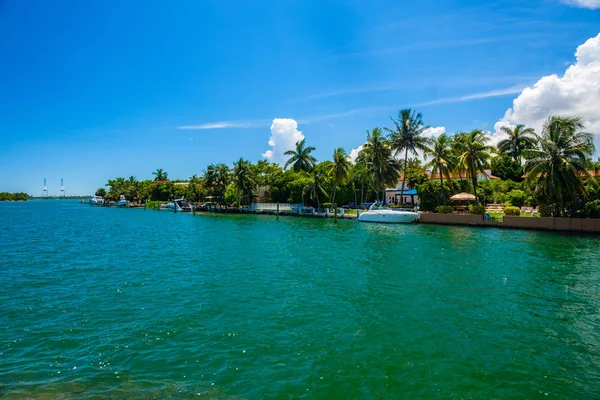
<box><xmin>167</xmin><ymin>198</ymin><xmax>194</xmax><ymax>212</ymax></box>
<box><xmin>117</xmin><ymin>195</ymin><xmax>129</xmax><ymax>207</ymax></box>
<box><xmin>90</xmin><ymin>196</ymin><xmax>104</xmax><ymax>206</ymax></box>
<box><xmin>358</xmin><ymin>202</ymin><xmax>419</xmax><ymax>224</ymax></box>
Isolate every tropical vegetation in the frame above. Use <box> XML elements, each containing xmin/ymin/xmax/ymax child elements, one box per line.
<box><xmin>99</xmin><ymin>110</ymin><xmax>599</xmax><ymax>218</ymax></box>
<box><xmin>0</xmin><ymin>192</ymin><xmax>29</xmax><ymax>201</ymax></box>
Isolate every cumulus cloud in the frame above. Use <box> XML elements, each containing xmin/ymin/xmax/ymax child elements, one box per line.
<box><xmin>262</xmin><ymin>118</ymin><xmax>305</xmax><ymax>165</ymax></box>
<box><xmin>422</xmin><ymin>126</ymin><xmax>446</xmax><ymax>139</ymax></box>
<box><xmin>349</xmin><ymin>145</ymin><xmax>364</xmax><ymax>164</ymax></box>
<box><xmin>561</xmin><ymin>0</ymin><xmax>600</xmax><ymax>9</ymax></box>
<box><xmin>494</xmin><ymin>33</ymin><xmax>600</xmax><ymax>149</ymax></box>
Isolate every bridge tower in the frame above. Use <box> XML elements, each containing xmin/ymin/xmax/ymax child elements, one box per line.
<box><xmin>60</xmin><ymin>178</ymin><xmax>65</xmax><ymax>197</ymax></box>
<box><xmin>43</xmin><ymin>178</ymin><xmax>48</xmax><ymax>198</ymax></box>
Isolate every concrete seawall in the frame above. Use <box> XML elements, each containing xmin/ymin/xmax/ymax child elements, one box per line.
<box><xmin>419</xmin><ymin>213</ymin><xmax>600</xmax><ymax>233</ymax></box>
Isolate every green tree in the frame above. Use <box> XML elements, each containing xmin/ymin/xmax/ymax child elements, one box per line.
<box><xmin>523</xmin><ymin>116</ymin><xmax>596</xmax><ymax>216</ymax></box>
<box><xmin>284</xmin><ymin>139</ymin><xmax>317</xmax><ymax>173</ymax></box>
<box><xmin>424</xmin><ymin>134</ymin><xmax>453</xmax><ymax>205</ymax></box>
<box><xmin>232</xmin><ymin>158</ymin><xmax>255</xmax><ymax>206</ymax></box>
<box><xmin>359</xmin><ymin>127</ymin><xmax>400</xmax><ymax>202</ymax></box>
<box><xmin>215</xmin><ymin>163</ymin><xmax>231</xmax><ymax>205</ymax></box>
<box><xmin>303</xmin><ymin>169</ymin><xmax>327</xmax><ymax>209</ymax></box>
<box><xmin>152</xmin><ymin>168</ymin><xmax>168</xmax><ymax>181</ymax></box>
<box><xmin>386</xmin><ymin>109</ymin><xmax>430</xmax><ymax>203</ymax></box>
<box><xmin>458</xmin><ymin>130</ymin><xmax>492</xmax><ymax>206</ymax></box>
<box><xmin>491</xmin><ymin>154</ymin><xmax>524</xmax><ymax>182</ymax></box>
<box><xmin>497</xmin><ymin>124</ymin><xmax>536</xmax><ymax>164</ymax></box>
<box><xmin>95</xmin><ymin>188</ymin><xmax>107</xmax><ymax>197</ymax></box>
<box><xmin>329</xmin><ymin>147</ymin><xmax>351</xmax><ymax>208</ymax></box>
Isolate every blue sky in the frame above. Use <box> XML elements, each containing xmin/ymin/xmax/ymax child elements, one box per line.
<box><xmin>1</xmin><ymin>0</ymin><xmax>599</xmax><ymax>195</ymax></box>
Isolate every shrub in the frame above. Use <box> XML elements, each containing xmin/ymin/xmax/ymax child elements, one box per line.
<box><xmin>469</xmin><ymin>205</ymin><xmax>486</xmax><ymax>215</ymax></box>
<box><xmin>506</xmin><ymin>190</ymin><xmax>527</xmax><ymax>207</ymax></box>
<box><xmin>584</xmin><ymin>199</ymin><xmax>600</xmax><ymax>218</ymax></box>
<box><xmin>321</xmin><ymin>202</ymin><xmax>333</xmax><ymax>209</ymax></box>
<box><xmin>504</xmin><ymin>206</ymin><xmax>521</xmax><ymax>216</ymax></box>
<box><xmin>436</xmin><ymin>205</ymin><xmax>453</xmax><ymax>214</ymax></box>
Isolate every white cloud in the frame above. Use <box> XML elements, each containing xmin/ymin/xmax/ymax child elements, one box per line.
<box><xmin>177</xmin><ymin>121</ymin><xmax>255</xmax><ymax>130</ymax></box>
<box><xmin>494</xmin><ymin>33</ymin><xmax>600</xmax><ymax>149</ymax></box>
<box><xmin>561</xmin><ymin>0</ymin><xmax>600</xmax><ymax>9</ymax></box>
<box><xmin>422</xmin><ymin>126</ymin><xmax>446</xmax><ymax>139</ymax></box>
<box><xmin>416</xmin><ymin>86</ymin><xmax>526</xmax><ymax>107</ymax></box>
<box><xmin>349</xmin><ymin>145</ymin><xmax>364</xmax><ymax>164</ymax></box>
<box><xmin>262</xmin><ymin>118</ymin><xmax>305</xmax><ymax>165</ymax></box>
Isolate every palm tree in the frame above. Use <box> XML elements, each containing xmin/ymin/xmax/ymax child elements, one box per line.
<box><xmin>329</xmin><ymin>148</ymin><xmax>351</xmax><ymax>208</ymax></box>
<box><xmin>126</xmin><ymin>176</ymin><xmax>138</xmax><ymax>201</ymax></box>
<box><xmin>350</xmin><ymin>162</ymin><xmax>371</xmax><ymax>205</ymax></box>
<box><xmin>498</xmin><ymin>124</ymin><xmax>536</xmax><ymax>164</ymax></box>
<box><xmin>424</xmin><ymin>134</ymin><xmax>453</xmax><ymax>205</ymax></box>
<box><xmin>450</xmin><ymin>132</ymin><xmax>468</xmax><ymax>181</ymax></box>
<box><xmin>152</xmin><ymin>168</ymin><xmax>168</xmax><ymax>181</ymax></box>
<box><xmin>523</xmin><ymin>116</ymin><xmax>596</xmax><ymax>215</ymax></box>
<box><xmin>303</xmin><ymin>169</ymin><xmax>327</xmax><ymax>210</ymax></box>
<box><xmin>232</xmin><ymin>158</ymin><xmax>254</xmax><ymax>206</ymax></box>
<box><xmin>359</xmin><ymin>127</ymin><xmax>400</xmax><ymax>202</ymax></box>
<box><xmin>284</xmin><ymin>139</ymin><xmax>317</xmax><ymax>172</ymax></box>
<box><xmin>202</xmin><ymin>164</ymin><xmax>218</xmax><ymax>200</ymax></box>
<box><xmin>458</xmin><ymin>130</ymin><xmax>493</xmax><ymax>206</ymax></box>
<box><xmin>215</xmin><ymin>163</ymin><xmax>231</xmax><ymax>205</ymax></box>
<box><xmin>386</xmin><ymin>109</ymin><xmax>430</xmax><ymax>203</ymax></box>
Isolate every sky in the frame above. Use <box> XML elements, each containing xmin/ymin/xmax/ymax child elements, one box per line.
<box><xmin>0</xmin><ymin>0</ymin><xmax>599</xmax><ymax>195</ymax></box>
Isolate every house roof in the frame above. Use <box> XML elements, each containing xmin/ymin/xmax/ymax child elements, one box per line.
<box><xmin>385</xmin><ymin>188</ymin><xmax>418</xmax><ymax>195</ymax></box>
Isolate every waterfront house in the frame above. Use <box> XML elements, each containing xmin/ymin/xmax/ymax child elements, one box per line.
<box><xmin>386</xmin><ymin>169</ymin><xmax>500</xmax><ymax>205</ymax></box>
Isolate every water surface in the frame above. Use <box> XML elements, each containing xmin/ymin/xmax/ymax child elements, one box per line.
<box><xmin>1</xmin><ymin>201</ymin><xmax>599</xmax><ymax>398</ymax></box>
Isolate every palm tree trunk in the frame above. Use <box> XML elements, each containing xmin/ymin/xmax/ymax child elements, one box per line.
<box><xmin>470</xmin><ymin>164</ymin><xmax>479</xmax><ymax>206</ymax></box>
<box><xmin>400</xmin><ymin>149</ymin><xmax>408</xmax><ymax>204</ymax></box>
<box><xmin>360</xmin><ymin>180</ymin><xmax>364</xmax><ymax>204</ymax></box>
<box><xmin>438</xmin><ymin>164</ymin><xmax>446</xmax><ymax>206</ymax></box>
<box><xmin>332</xmin><ymin>186</ymin><xmax>337</xmax><ymax>210</ymax></box>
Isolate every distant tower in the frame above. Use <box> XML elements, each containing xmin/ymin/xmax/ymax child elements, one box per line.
<box><xmin>43</xmin><ymin>178</ymin><xmax>48</xmax><ymax>198</ymax></box>
<box><xmin>60</xmin><ymin>178</ymin><xmax>65</xmax><ymax>197</ymax></box>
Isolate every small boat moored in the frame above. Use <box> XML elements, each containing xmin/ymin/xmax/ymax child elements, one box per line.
<box><xmin>167</xmin><ymin>198</ymin><xmax>194</xmax><ymax>212</ymax></box>
<box><xmin>117</xmin><ymin>195</ymin><xmax>129</xmax><ymax>208</ymax></box>
<box><xmin>89</xmin><ymin>196</ymin><xmax>104</xmax><ymax>206</ymax></box>
<box><xmin>358</xmin><ymin>202</ymin><xmax>419</xmax><ymax>224</ymax></box>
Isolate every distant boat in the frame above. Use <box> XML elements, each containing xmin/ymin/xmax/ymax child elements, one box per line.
<box><xmin>358</xmin><ymin>202</ymin><xmax>419</xmax><ymax>224</ymax></box>
<box><xmin>117</xmin><ymin>195</ymin><xmax>129</xmax><ymax>208</ymax></box>
<box><xmin>89</xmin><ymin>196</ymin><xmax>104</xmax><ymax>206</ymax></box>
<box><xmin>167</xmin><ymin>198</ymin><xmax>194</xmax><ymax>212</ymax></box>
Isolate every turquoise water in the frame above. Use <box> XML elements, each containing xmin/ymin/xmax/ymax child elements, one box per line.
<box><xmin>1</xmin><ymin>201</ymin><xmax>599</xmax><ymax>399</ymax></box>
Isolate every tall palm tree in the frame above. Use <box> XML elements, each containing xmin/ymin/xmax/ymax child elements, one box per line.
<box><xmin>386</xmin><ymin>109</ymin><xmax>430</xmax><ymax>203</ymax></box>
<box><xmin>152</xmin><ymin>168</ymin><xmax>168</xmax><ymax>181</ymax></box>
<box><xmin>497</xmin><ymin>124</ymin><xmax>536</xmax><ymax>164</ymax></box>
<box><xmin>126</xmin><ymin>176</ymin><xmax>138</xmax><ymax>201</ymax></box>
<box><xmin>350</xmin><ymin>162</ymin><xmax>371</xmax><ymax>205</ymax></box>
<box><xmin>359</xmin><ymin>127</ymin><xmax>400</xmax><ymax>202</ymax></box>
<box><xmin>450</xmin><ymin>132</ymin><xmax>468</xmax><ymax>181</ymax></box>
<box><xmin>303</xmin><ymin>169</ymin><xmax>327</xmax><ymax>210</ymax></box>
<box><xmin>203</xmin><ymin>164</ymin><xmax>218</xmax><ymax>200</ymax></box>
<box><xmin>329</xmin><ymin>148</ymin><xmax>351</xmax><ymax>208</ymax></box>
<box><xmin>458</xmin><ymin>130</ymin><xmax>493</xmax><ymax>206</ymax></box>
<box><xmin>232</xmin><ymin>158</ymin><xmax>254</xmax><ymax>206</ymax></box>
<box><xmin>284</xmin><ymin>139</ymin><xmax>317</xmax><ymax>172</ymax></box>
<box><xmin>523</xmin><ymin>116</ymin><xmax>596</xmax><ymax>215</ymax></box>
<box><xmin>215</xmin><ymin>163</ymin><xmax>231</xmax><ymax>204</ymax></box>
<box><xmin>424</xmin><ymin>134</ymin><xmax>453</xmax><ymax>205</ymax></box>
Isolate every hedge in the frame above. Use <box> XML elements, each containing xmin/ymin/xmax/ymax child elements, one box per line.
<box><xmin>436</xmin><ymin>205</ymin><xmax>453</xmax><ymax>214</ymax></box>
<box><xmin>504</xmin><ymin>206</ymin><xmax>521</xmax><ymax>216</ymax></box>
<box><xmin>469</xmin><ymin>205</ymin><xmax>486</xmax><ymax>215</ymax></box>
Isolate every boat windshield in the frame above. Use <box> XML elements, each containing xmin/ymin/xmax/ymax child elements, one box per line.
<box><xmin>369</xmin><ymin>203</ymin><xmax>391</xmax><ymax>211</ymax></box>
